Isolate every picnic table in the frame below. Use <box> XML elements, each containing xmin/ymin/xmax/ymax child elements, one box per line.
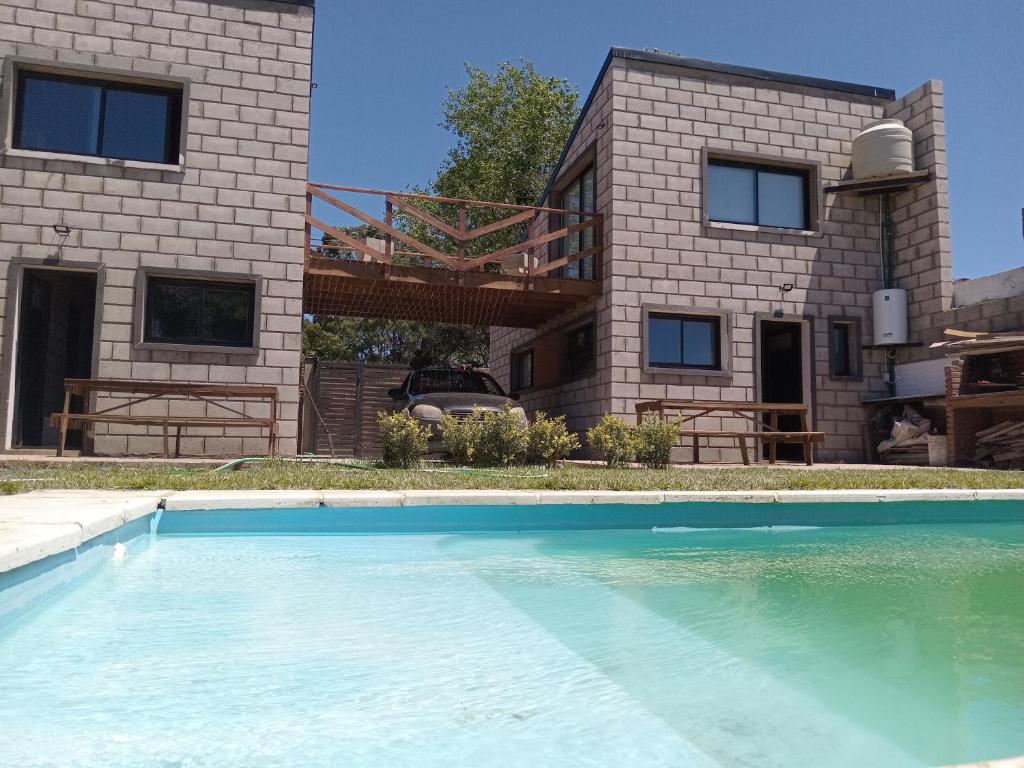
<box><xmin>49</xmin><ymin>379</ymin><xmax>279</xmax><ymax>458</ymax></box>
<box><xmin>635</xmin><ymin>399</ymin><xmax>825</xmax><ymax>465</ymax></box>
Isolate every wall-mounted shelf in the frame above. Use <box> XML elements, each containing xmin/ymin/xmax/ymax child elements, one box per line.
<box><xmin>823</xmin><ymin>170</ymin><xmax>931</xmax><ymax>196</ymax></box>
<box><xmin>861</xmin><ymin>392</ymin><xmax>945</xmax><ymax>406</ymax></box>
<box><xmin>861</xmin><ymin>342</ymin><xmax>924</xmax><ymax>351</ymax></box>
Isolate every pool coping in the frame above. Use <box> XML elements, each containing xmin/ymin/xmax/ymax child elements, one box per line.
<box><xmin>1</xmin><ymin>488</ymin><xmax>1023</xmax><ymax>575</ymax></box>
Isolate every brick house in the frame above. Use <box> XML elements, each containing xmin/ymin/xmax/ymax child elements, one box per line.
<box><xmin>0</xmin><ymin>0</ymin><xmax>313</xmax><ymax>456</ymax></box>
<box><xmin>490</xmin><ymin>47</ymin><xmax>1021</xmax><ymax>463</ymax></box>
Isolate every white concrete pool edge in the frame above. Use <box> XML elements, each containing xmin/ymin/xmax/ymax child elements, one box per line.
<box><xmin>1</xmin><ymin>487</ymin><xmax>1023</xmax><ymax>575</ymax></box>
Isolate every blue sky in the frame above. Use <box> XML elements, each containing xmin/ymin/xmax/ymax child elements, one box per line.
<box><xmin>308</xmin><ymin>0</ymin><xmax>1022</xmax><ymax>279</ymax></box>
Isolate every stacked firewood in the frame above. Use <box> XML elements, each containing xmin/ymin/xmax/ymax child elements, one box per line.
<box><xmin>974</xmin><ymin>421</ymin><xmax>1024</xmax><ymax>467</ymax></box>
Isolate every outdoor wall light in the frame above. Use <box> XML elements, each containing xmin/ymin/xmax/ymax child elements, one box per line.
<box><xmin>52</xmin><ymin>224</ymin><xmax>70</xmax><ymax>236</ymax></box>
<box><xmin>780</xmin><ymin>283</ymin><xmax>794</xmax><ymax>293</ymax></box>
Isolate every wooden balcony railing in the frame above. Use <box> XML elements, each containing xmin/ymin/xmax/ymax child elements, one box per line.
<box><xmin>304</xmin><ymin>183</ymin><xmax>603</xmax><ymax>281</ymax></box>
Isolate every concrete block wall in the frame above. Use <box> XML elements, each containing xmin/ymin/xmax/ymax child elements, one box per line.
<box><xmin>490</xmin><ymin>63</ymin><xmax>615</xmax><ymax>436</ymax></box>
<box><xmin>883</xmin><ymin>80</ymin><xmax>954</xmax><ymax>338</ymax></box>
<box><xmin>605</xmin><ymin>60</ymin><xmax>905</xmax><ymax>462</ymax></box>
<box><xmin>492</xmin><ymin>51</ymin><xmax>963</xmax><ymax>463</ymax></box>
<box><xmin>0</xmin><ymin>0</ymin><xmax>313</xmax><ymax>455</ymax></box>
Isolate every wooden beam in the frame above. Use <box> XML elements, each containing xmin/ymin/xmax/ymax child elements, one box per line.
<box><xmin>465</xmin><ymin>208</ymin><xmax>536</xmax><ymax>240</ymax></box>
<box><xmin>306</xmin><ymin>215</ymin><xmax>393</xmax><ymax>264</ymax></box>
<box><xmin>308</xmin><ymin>185</ymin><xmax>456</xmax><ymax>267</ymax></box>
<box><xmin>387</xmin><ymin>195</ymin><xmax>463</xmax><ymax>241</ymax></box>
<box><xmin>531</xmin><ymin>244</ymin><xmax>602</xmax><ymax>276</ymax></box>
<box><xmin>458</xmin><ymin>218</ymin><xmax>598</xmax><ymax>270</ymax></box>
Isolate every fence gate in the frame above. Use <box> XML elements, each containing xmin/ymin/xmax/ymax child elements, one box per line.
<box><xmin>304</xmin><ymin>361</ymin><xmax>410</xmax><ymax>457</ymax></box>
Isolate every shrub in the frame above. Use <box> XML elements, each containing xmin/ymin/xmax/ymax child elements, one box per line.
<box><xmin>527</xmin><ymin>412</ymin><xmax>581</xmax><ymax>468</ymax></box>
<box><xmin>586</xmin><ymin>414</ymin><xmax>636</xmax><ymax>467</ymax></box>
<box><xmin>376</xmin><ymin>411</ymin><xmax>431</xmax><ymax>468</ymax></box>
<box><xmin>438</xmin><ymin>411</ymin><xmax>483</xmax><ymax>466</ymax></box>
<box><xmin>476</xmin><ymin>404</ymin><xmax>529</xmax><ymax>466</ymax></box>
<box><xmin>634</xmin><ymin>414</ymin><xmax>679</xmax><ymax>469</ymax></box>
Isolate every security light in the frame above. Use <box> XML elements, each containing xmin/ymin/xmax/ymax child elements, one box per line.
<box><xmin>52</xmin><ymin>224</ymin><xmax>70</xmax><ymax>236</ymax></box>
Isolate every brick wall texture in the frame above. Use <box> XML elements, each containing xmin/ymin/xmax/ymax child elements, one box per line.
<box><xmin>492</xmin><ymin>58</ymin><xmax>972</xmax><ymax>463</ymax></box>
<box><xmin>0</xmin><ymin>0</ymin><xmax>313</xmax><ymax>455</ymax></box>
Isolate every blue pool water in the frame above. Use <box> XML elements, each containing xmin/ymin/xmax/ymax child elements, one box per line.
<box><xmin>1</xmin><ymin>517</ymin><xmax>1023</xmax><ymax>766</ymax></box>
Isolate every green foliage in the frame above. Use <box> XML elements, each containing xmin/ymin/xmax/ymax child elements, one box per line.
<box><xmin>436</xmin><ymin>61</ymin><xmax>579</xmax><ymax>208</ymax></box>
<box><xmin>476</xmin><ymin>404</ymin><xmax>530</xmax><ymax>467</ymax></box>
<box><xmin>302</xmin><ymin>316</ymin><xmax>488</xmax><ymax>368</ymax></box>
<box><xmin>376</xmin><ymin>411</ymin><xmax>430</xmax><ymax>469</ymax></box>
<box><xmin>527</xmin><ymin>412</ymin><xmax>581</xmax><ymax>468</ymax></box>
<box><xmin>633</xmin><ymin>415</ymin><xmax>680</xmax><ymax>469</ymax></box>
<box><xmin>1</xmin><ymin>462</ymin><xmax>1022</xmax><ymax>493</ymax></box>
<box><xmin>399</xmin><ymin>60</ymin><xmax>581</xmax><ymax>262</ymax></box>
<box><xmin>438</xmin><ymin>411</ymin><xmax>483</xmax><ymax>466</ymax></box>
<box><xmin>586</xmin><ymin>415</ymin><xmax>637</xmax><ymax>467</ymax></box>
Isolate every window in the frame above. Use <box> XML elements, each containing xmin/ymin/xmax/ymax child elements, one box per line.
<box><xmin>566</xmin><ymin>322</ymin><xmax>595</xmax><ymax>377</ymax></box>
<box><xmin>408</xmin><ymin>370</ymin><xmax>505</xmax><ymax>397</ymax></box>
<box><xmin>13</xmin><ymin>70</ymin><xmax>183</xmax><ymax>164</ymax></box>
<box><xmin>647</xmin><ymin>313</ymin><xmax>722</xmax><ymax>370</ymax></box>
<box><xmin>144</xmin><ymin>277</ymin><xmax>256</xmax><ymax>348</ymax></box>
<box><xmin>511</xmin><ymin>350</ymin><xmax>534</xmax><ymax>391</ymax></box>
<box><xmin>707</xmin><ymin>159</ymin><xmax>810</xmax><ymax>230</ymax></box>
<box><xmin>553</xmin><ymin>165</ymin><xmax>596</xmax><ymax>280</ymax></box>
<box><xmin>828</xmin><ymin>318</ymin><xmax>861</xmax><ymax>379</ymax></box>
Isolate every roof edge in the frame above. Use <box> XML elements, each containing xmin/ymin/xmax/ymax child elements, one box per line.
<box><xmin>538</xmin><ymin>49</ymin><xmax>616</xmax><ymax>206</ymax></box>
<box><xmin>538</xmin><ymin>47</ymin><xmax>896</xmax><ymax>205</ymax></box>
<box><xmin>612</xmin><ymin>47</ymin><xmax>896</xmax><ymax>101</ymax></box>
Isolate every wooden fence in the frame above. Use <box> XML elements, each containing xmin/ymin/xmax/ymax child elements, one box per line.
<box><xmin>302</xmin><ymin>360</ymin><xmax>410</xmax><ymax>457</ymax></box>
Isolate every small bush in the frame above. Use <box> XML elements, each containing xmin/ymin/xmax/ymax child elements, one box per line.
<box><xmin>586</xmin><ymin>414</ymin><xmax>636</xmax><ymax>467</ymax></box>
<box><xmin>376</xmin><ymin>411</ymin><xmax>431</xmax><ymax>468</ymax></box>
<box><xmin>438</xmin><ymin>411</ymin><xmax>483</xmax><ymax>466</ymax></box>
<box><xmin>527</xmin><ymin>412</ymin><xmax>581</xmax><ymax>468</ymax></box>
<box><xmin>634</xmin><ymin>414</ymin><xmax>679</xmax><ymax>469</ymax></box>
<box><xmin>476</xmin><ymin>404</ymin><xmax>529</xmax><ymax>466</ymax></box>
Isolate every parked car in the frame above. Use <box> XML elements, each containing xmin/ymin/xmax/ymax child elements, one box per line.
<box><xmin>388</xmin><ymin>368</ymin><xmax>528</xmax><ymax>439</ymax></box>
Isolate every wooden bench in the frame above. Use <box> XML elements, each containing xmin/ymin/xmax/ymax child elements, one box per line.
<box><xmin>49</xmin><ymin>379</ymin><xmax>279</xmax><ymax>458</ymax></box>
<box><xmin>637</xmin><ymin>400</ymin><xmax>826</xmax><ymax>465</ymax></box>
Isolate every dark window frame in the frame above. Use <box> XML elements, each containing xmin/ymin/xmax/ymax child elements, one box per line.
<box><xmin>10</xmin><ymin>67</ymin><xmax>184</xmax><ymax>165</ymax></box>
<box><xmin>827</xmin><ymin>316</ymin><xmax>862</xmax><ymax>380</ymax></box>
<box><xmin>706</xmin><ymin>158</ymin><xmax>810</xmax><ymax>230</ymax></box>
<box><xmin>565</xmin><ymin>321</ymin><xmax>596</xmax><ymax>378</ymax></box>
<box><xmin>647</xmin><ymin>312</ymin><xmax>723</xmax><ymax>371</ymax></box>
<box><xmin>134</xmin><ymin>270</ymin><xmax>261</xmax><ymax>353</ymax></box>
<box><xmin>550</xmin><ymin>149</ymin><xmax>597</xmax><ymax>281</ymax></box>
<box><xmin>511</xmin><ymin>348</ymin><xmax>534</xmax><ymax>391</ymax></box>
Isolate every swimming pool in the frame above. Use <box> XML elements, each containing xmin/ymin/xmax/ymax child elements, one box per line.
<box><xmin>1</xmin><ymin>508</ymin><xmax>1022</xmax><ymax>767</ymax></box>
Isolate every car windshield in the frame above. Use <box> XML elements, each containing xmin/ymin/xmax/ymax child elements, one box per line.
<box><xmin>409</xmin><ymin>370</ymin><xmax>506</xmax><ymax>396</ymax></box>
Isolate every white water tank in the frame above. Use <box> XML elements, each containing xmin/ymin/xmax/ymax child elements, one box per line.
<box><xmin>852</xmin><ymin>119</ymin><xmax>914</xmax><ymax>179</ymax></box>
<box><xmin>873</xmin><ymin>288</ymin><xmax>908</xmax><ymax>346</ymax></box>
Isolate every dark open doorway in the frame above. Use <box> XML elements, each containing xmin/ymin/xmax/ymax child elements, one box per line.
<box><xmin>760</xmin><ymin>320</ymin><xmax>805</xmax><ymax>460</ymax></box>
<box><xmin>12</xmin><ymin>268</ymin><xmax>97</xmax><ymax>449</ymax></box>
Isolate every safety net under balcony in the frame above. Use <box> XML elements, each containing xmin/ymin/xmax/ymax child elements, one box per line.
<box><xmin>303</xmin><ymin>183</ymin><xmax>602</xmax><ymax>328</ymax></box>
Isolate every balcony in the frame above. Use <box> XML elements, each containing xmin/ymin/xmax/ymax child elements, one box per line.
<box><xmin>302</xmin><ymin>183</ymin><xmax>602</xmax><ymax>328</ymax></box>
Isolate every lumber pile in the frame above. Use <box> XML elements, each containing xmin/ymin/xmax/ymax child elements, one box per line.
<box><xmin>880</xmin><ymin>435</ymin><xmax>930</xmax><ymax>465</ymax></box>
<box><xmin>931</xmin><ymin>329</ymin><xmax>1024</xmax><ymax>358</ymax></box>
<box><xmin>877</xmin><ymin>405</ymin><xmax>933</xmax><ymax>465</ymax></box>
<box><xmin>974</xmin><ymin>421</ymin><xmax>1024</xmax><ymax>467</ymax></box>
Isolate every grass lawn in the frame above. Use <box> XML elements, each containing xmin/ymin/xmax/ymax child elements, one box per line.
<box><xmin>0</xmin><ymin>460</ymin><xmax>1023</xmax><ymax>493</ymax></box>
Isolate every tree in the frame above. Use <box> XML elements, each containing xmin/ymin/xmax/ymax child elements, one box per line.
<box><xmin>435</xmin><ymin>60</ymin><xmax>579</xmax><ymax>207</ymax></box>
<box><xmin>303</xmin><ymin>60</ymin><xmax>580</xmax><ymax>366</ymax></box>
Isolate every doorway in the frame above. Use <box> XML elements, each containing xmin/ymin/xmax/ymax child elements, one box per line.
<box><xmin>12</xmin><ymin>268</ymin><xmax>97</xmax><ymax>449</ymax></box>
<box><xmin>758</xmin><ymin>319</ymin><xmax>807</xmax><ymax>460</ymax></box>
